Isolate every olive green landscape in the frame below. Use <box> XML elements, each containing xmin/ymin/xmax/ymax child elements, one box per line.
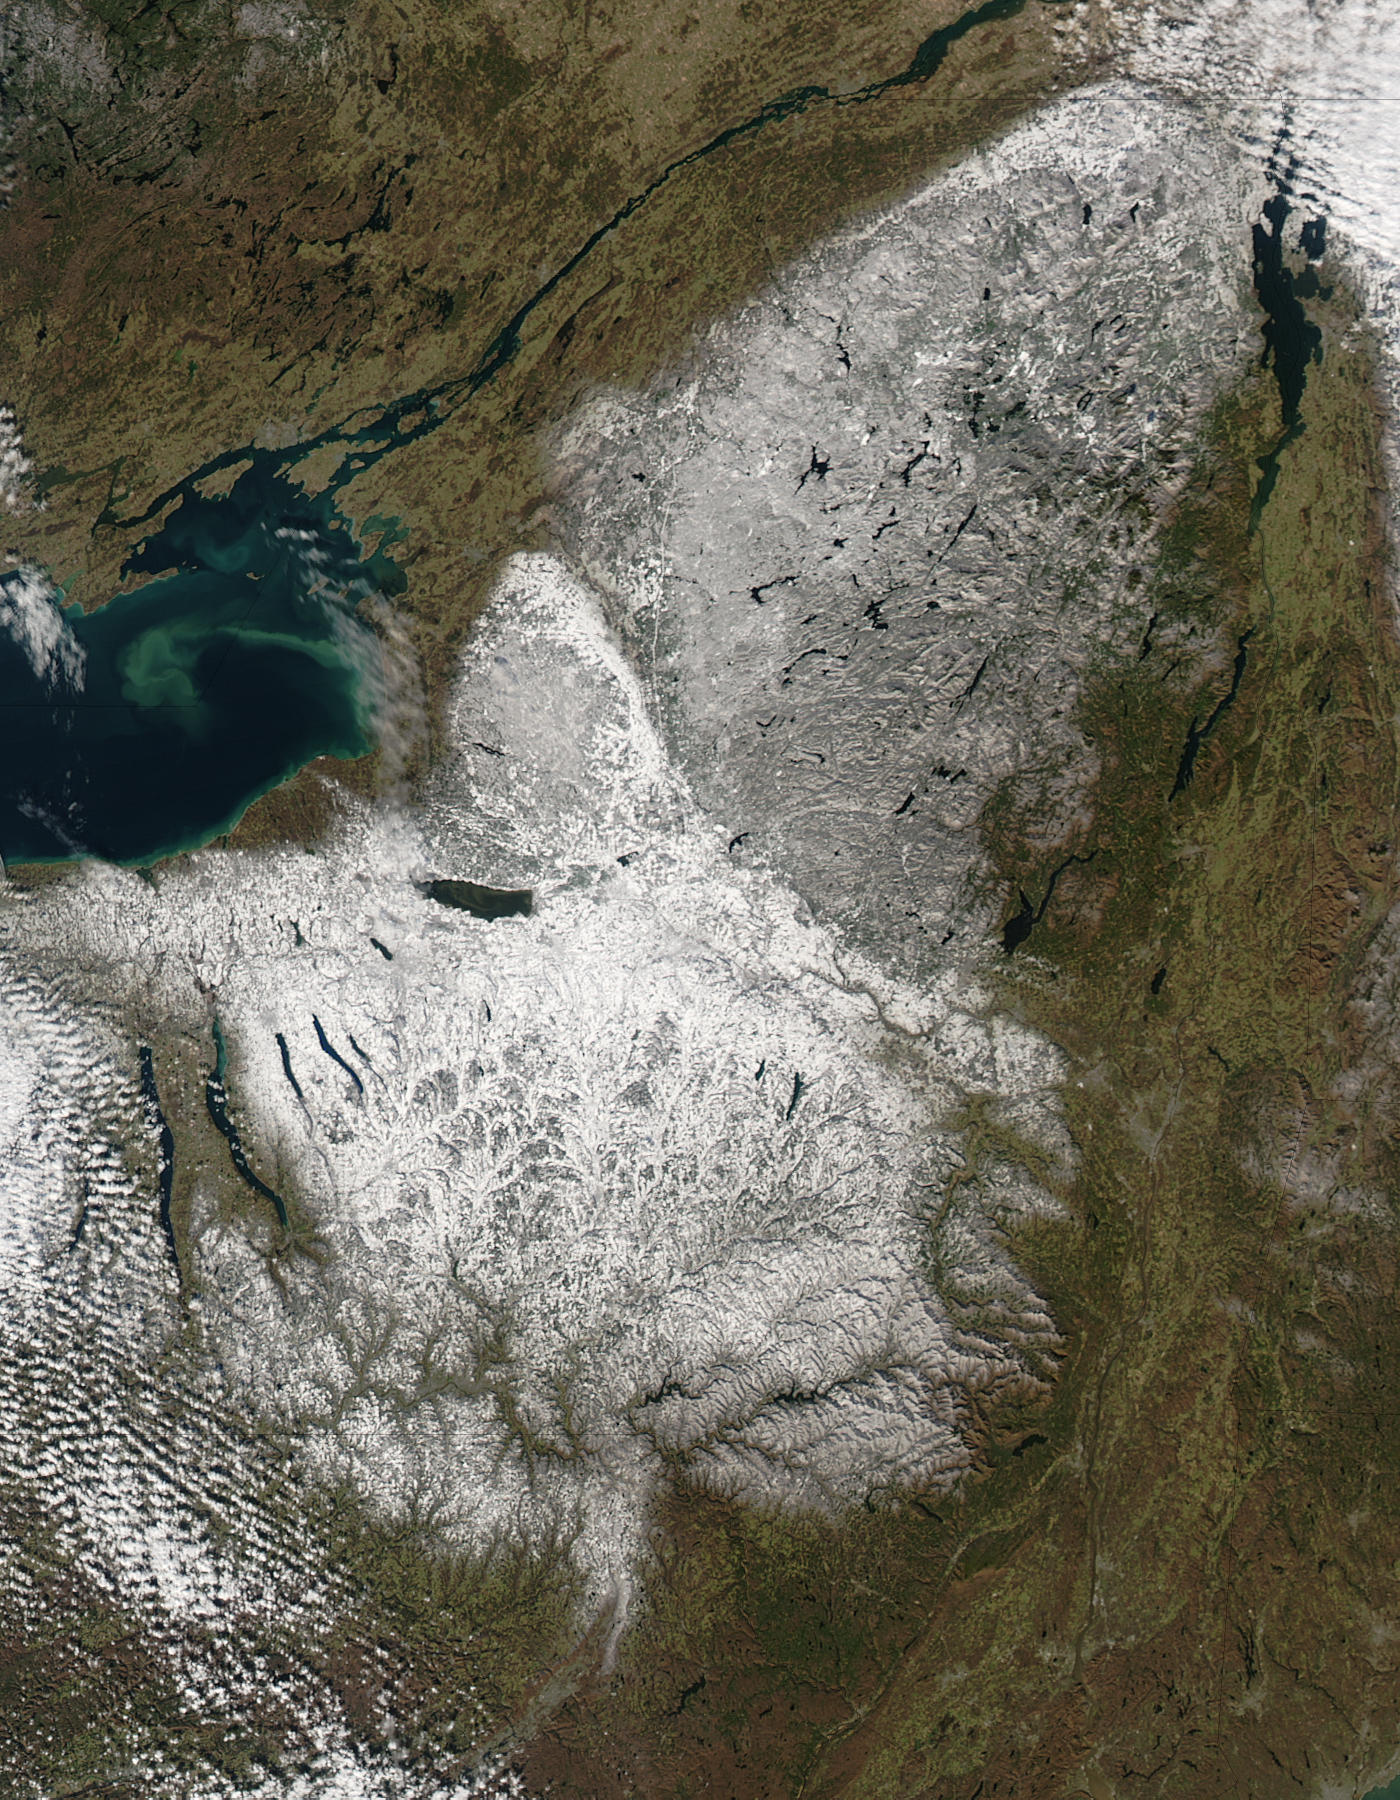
<box><xmin>5</xmin><ymin>3</ymin><xmax>1400</xmax><ymax>1798</ymax></box>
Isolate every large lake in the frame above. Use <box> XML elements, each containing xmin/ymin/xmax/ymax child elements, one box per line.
<box><xmin>0</xmin><ymin>462</ymin><xmax>397</xmax><ymax>866</ymax></box>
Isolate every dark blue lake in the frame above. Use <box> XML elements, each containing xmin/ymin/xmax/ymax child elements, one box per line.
<box><xmin>0</xmin><ymin>462</ymin><xmax>399</xmax><ymax>866</ymax></box>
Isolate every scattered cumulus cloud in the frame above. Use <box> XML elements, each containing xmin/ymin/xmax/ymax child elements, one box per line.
<box><xmin>0</xmin><ymin>563</ymin><xmax>84</xmax><ymax>690</ymax></box>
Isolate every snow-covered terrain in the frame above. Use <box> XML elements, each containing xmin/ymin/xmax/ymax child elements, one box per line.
<box><xmin>1130</xmin><ymin>0</ymin><xmax>1400</xmax><ymax>279</ymax></box>
<box><xmin>4</xmin><ymin>23</ymin><xmax>1397</xmax><ymax>1781</ymax></box>
<box><xmin>548</xmin><ymin>83</ymin><xmax>1265</xmax><ymax>980</ymax></box>
<box><xmin>4</xmin><ymin>551</ymin><xmax>1069</xmax><ymax>1617</ymax></box>
<box><xmin>0</xmin><ymin>76</ymin><xmax>1280</xmax><ymax>1661</ymax></box>
<box><xmin>1120</xmin><ymin>0</ymin><xmax>1400</xmax><ymax>541</ymax></box>
<box><xmin>0</xmin><ymin>952</ymin><xmax>526</xmax><ymax>1796</ymax></box>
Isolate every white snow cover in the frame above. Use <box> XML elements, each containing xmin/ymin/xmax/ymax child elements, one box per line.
<box><xmin>548</xmin><ymin>81</ymin><xmax>1267</xmax><ymax>984</ymax></box>
<box><xmin>1130</xmin><ymin>0</ymin><xmax>1400</xmax><ymax>277</ymax></box>
<box><xmin>5</xmin><ymin>18</ymin><xmax>1399</xmax><ymax>1776</ymax></box>
<box><xmin>6</xmin><ymin>553</ymin><xmax>1067</xmax><ymax>1617</ymax></box>
<box><xmin>0</xmin><ymin>956</ymin><xmax>527</xmax><ymax>1797</ymax></box>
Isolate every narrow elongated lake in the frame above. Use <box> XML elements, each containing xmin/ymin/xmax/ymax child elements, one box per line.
<box><xmin>0</xmin><ymin>462</ymin><xmax>392</xmax><ymax>865</ymax></box>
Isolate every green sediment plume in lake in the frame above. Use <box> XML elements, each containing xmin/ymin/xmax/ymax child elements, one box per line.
<box><xmin>0</xmin><ymin>462</ymin><xmax>394</xmax><ymax>866</ymax></box>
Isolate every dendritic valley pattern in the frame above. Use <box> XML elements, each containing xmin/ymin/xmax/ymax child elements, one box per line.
<box><xmin>3</xmin><ymin>2</ymin><xmax>1400</xmax><ymax>1798</ymax></box>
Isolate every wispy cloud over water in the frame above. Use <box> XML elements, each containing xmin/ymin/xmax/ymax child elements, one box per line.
<box><xmin>0</xmin><ymin>564</ymin><xmax>84</xmax><ymax>690</ymax></box>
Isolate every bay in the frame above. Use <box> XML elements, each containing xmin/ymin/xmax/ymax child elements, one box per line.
<box><xmin>0</xmin><ymin>462</ymin><xmax>395</xmax><ymax>866</ymax></box>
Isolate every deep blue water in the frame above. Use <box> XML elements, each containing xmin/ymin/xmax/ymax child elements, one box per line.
<box><xmin>0</xmin><ymin>0</ymin><xmax>1065</xmax><ymax>873</ymax></box>
<box><xmin>0</xmin><ymin>462</ymin><xmax>398</xmax><ymax>865</ymax></box>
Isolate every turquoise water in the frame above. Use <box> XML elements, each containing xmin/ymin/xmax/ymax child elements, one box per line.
<box><xmin>0</xmin><ymin>462</ymin><xmax>399</xmax><ymax>865</ymax></box>
<box><xmin>0</xmin><ymin>0</ymin><xmax>1065</xmax><ymax>872</ymax></box>
<box><xmin>0</xmin><ymin>0</ymin><xmax>1082</xmax><ymax>873</ymax></box>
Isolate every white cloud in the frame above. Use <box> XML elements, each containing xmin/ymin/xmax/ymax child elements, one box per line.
<box><xmin>8</xmin><ymin>554</ymin><xmax>1065</xmax><ymax>1618</ymax></box>
<box><xmin>0</xmin><ymin>403</ymin><xmax>36</xmax><ymax>515</ymax></box>
<box><xmin>0</xmin><ymin>563</ymin><xmax>84</xmax><ymax>689</ymax></box>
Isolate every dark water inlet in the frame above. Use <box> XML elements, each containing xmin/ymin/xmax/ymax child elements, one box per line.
<box><xmin>1253</xmin><ymin>190</ymin><xmax>1323</xmax><ymax>432</ymax></box>
<box><xmin>1</xmin><ymin>0</ymin><xmax>1078</xmax><ymax>872</ymax></box>
<box><xmin>139</xmin><ymin>1044</ymin><xmax>179</xmax><ymax>1273</ymax></box>
<box><xmin>95</xmin><ymin>0</ymin><xmax>1078</xmax><ymax>548</ymax></box>
<box><xmin>206</xmin><ymin>1019</ymin><xmax>290</xmax><ymax>1229</ymax></box>
<box><xmin>276</xmin><ymin>1030</ymin><xmax>304</xmax><ymax>1101</ymax></box>
<box><xmin>1249</xmin><ymin>175</ymin><xmax>1327</xmax><ymax>527</ymax></box>
<box><xmin>1002</xmin><ymin>888</ymin><xmax>1036</xmax><ymax>953</ymax></box>
<box><xmin>1001</xmin><ymin>849</ymin><xmax>1099</xmax><ymax>953</ymax></box>
<box><xmin>67</xmin><ymin>1180</ymin><xmax>89</xmax><ymax>1251</ymax></box>
<box><xmin>419</xmin><ymin>879</ymin><xmax>533</xmax><ymax>920</ymax></box>
<box><xmin>313</xmin><ymin>1014</ymin><xmax>364</xmax><ymax>1094</ymax></box>
<box><xmin>0</xmin><ymin>465</ymin><xmax>396</xmax><ymax>866</ymax></box>
<box><xmin>1171</xmin><ymin>630</ymin><xmax>1253</xmax><ymax>799</ymax></box>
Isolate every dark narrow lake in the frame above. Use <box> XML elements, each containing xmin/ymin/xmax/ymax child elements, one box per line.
<box><xmin>0</xmin><ymin>462</ymin><xmax>397</xmax><ymax>865</ymax></box>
